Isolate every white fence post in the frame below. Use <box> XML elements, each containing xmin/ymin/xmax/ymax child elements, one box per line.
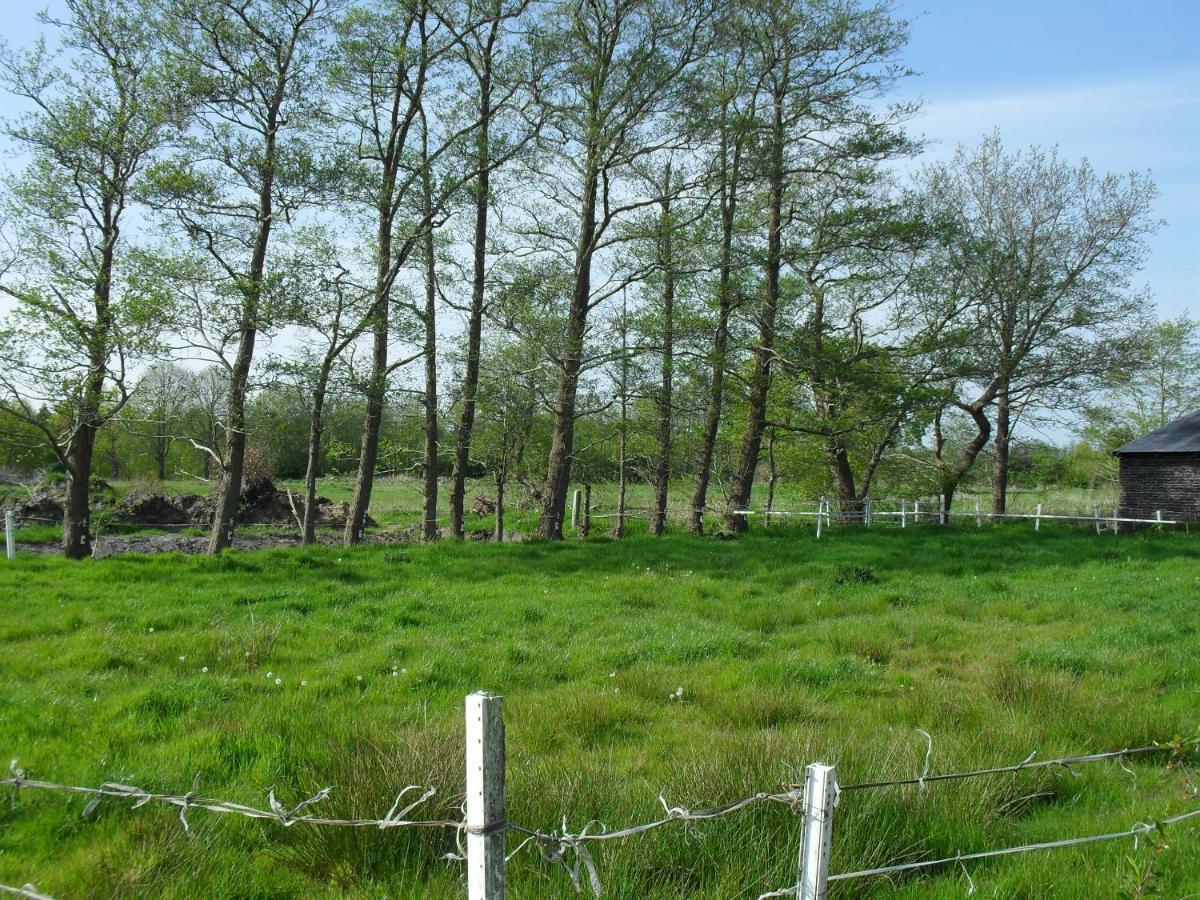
<box><xmin>571</xmin><ymin>490</ymin><xmax>582</xmax><ymax>531</ymax></box>
<box><xmin>815</xmin><ymin>499</ymin><xmax>824</xmax><ymax>540</ymax></box>
<box><xmin>900</xmin><ymin>499</ymin><xmax>907</xmax><ymax>528</ymax></box>
<box><xmin>1093</xmin><ymin>503</ymin><xmax>1101</xmax><ymax>535</ymax></box>
<box><xmin>466</xmin><ymin>692</ymin><xmax>506</xmax><ymax>900</ymax></box>
<box><xmin>797</xmin><ymin>763</ymin><xmax>836</xmax><ymax>900</ymax></box>
<box><xmin>5</xmin><ymin>508</ymin><xmax>14</xmax><ymax>561</ymax></box>
<box><xmin>864</xmin><ymin>498</ymin><xmax>872</xmax><ymax>528</ymax></box>
<box><xmin>938</xmin><ymin>493</ymin><xmax>946</xmax><ymax>526</ymax></box>
<box><xmin>1112</xmin><ymin>505</ymin><xmax>1119</xmax><ymax>535</ymax></box>
<box><xmin>1155</xmin><ymin>509</ymin><xmax>1163</xmax><ymax>527</ymax></box>
<box><xmin>913</xmin><ymin>499</ymin><xmax>920</xmax><ymax>523</ymax></box>
<box><xmin>1035</xmin><ymin>503</ymin><xmax>1042</xmax><ymax>532</ymax></box>
<box><xmin>974</xmin><ymin>500</ymin><xmax>982</xmax><ymax>528</ymax></box>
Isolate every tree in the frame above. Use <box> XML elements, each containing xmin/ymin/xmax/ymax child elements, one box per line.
<box><xmin>725</xmin><ymin>0</ymin><xmax>912</xmax><ymax>531</ymax></box>
<box><xmin>131</xmin><ymin>361</ymin><xmax>193</xmax><ymax>480</ymax></box>
<box><xmin>917</xmin><ymin>133</ymin><xmax>1159</xmax><ymax>513</ymax></box>
<box><xmin>151</xmin><ymin>0</ymin><xmax>334</xmax><ymax>553</ymax></box>
<box><xmin>329</xmin><ymin>0</ymin><xmax>477</xmax><ymax>545</ymax></box>
<box><xmin>264</xmin><ymin>230</ymin><xmax>371</xmax><ymax>544</ymax></box>
<box><xmin>525</xmin><ymin>0</ymin><xmax>713</xmax><ymax>539</ymax></box>
<box><xmin>442</xmin><ymin>0</ymin><xmax>542</xmax><ymax>539</ymax></box>
<box><xmin>0</xmin><ymin>0</ymin><xmax>183</xmax><ymax>557</ymax></box>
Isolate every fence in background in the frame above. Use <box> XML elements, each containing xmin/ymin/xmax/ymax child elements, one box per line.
<box><xmin>4</xmin><ymin>692</ymin><xmax>1197</xmax><ymax>899</ymax></box>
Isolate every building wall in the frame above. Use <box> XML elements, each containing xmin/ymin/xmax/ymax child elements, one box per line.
<box><xmin>1117</xmin><ymin>453</ymin><xmax>1200</xmax><ymax>521</ymax></box>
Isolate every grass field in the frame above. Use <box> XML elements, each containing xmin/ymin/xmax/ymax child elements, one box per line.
<box><xmin>1</xmin><ymin>524</ymin><xmax>1197</xmax><ymax>897</ymax></box>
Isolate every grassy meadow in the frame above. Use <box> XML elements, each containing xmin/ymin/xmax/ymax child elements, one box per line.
<box><xmin>1</xmin><ymin>519</ymin><xmax>1198</xmax><ymax>897</ymax></box>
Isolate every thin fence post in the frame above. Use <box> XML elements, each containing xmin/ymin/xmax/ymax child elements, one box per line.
<box><xmin>1155</xmin><ymin>509</ymin><xmax>1163</xmax><ymax>528</ymax></box>
<box><xmin>5</xmin><ymin>508</ymin><xmax>14</xmax><ymax>561</ymax></box>
<box><xmin>1093</xmin><ymin>503</ymin><xmax>1101</xmax><ymax>535</ymax></box>
<box><xmin>571</xmin><ymin>489</ymin><xmax>582</xmax><ymax>531</ymax></box>
<box><xmin>1112</xmin><ymin>505</ymin><xmax>1119</xmax><ymax>536</ymax></box>
<box><xmin>974</xmin><ymin>500</ymin><xmax>982</xmax><ymax>528</ymax></box>
<box><xmin>465</xmin><ymin>692</ymin><xmax>505</xmax><ymax>900</ymax></box>
<box><xmin>913</xmin><ymin>499</ymin><xmax>920</xmax><ymax>523</ymax></box>
<box><xmin>938</xmin><ymin>493</ymin><xmax>945</xmax><ymax>526</ymax></box>
<box><xmin>1035</xmin><ymin>503</ymin><xmax>1042</xmax><ymax>532</ymax></box>
<box><xmin>900</xmin><ymin>499</ymin><xmax>907</xmax><ymax>528</ymax></box>
<box><xmin>815</xmin><ymin>499</ymin><xmax>823</xmax><ymax>540</ymax></box>
<box><xmin>865</xmin><ymin>498</ymin><xmax>872</xmax><ymax>528</ymax></box>
<box><xmin>797</xmin><ymin>763</ymin><xmax>836</xmax><ymax>900</ymax></box>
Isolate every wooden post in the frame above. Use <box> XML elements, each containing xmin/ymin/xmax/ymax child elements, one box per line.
<box><xmin>900</xmin><ymin>499</ymin><xmax>907</xmax><ymax>528</ymax></box>
<box><xmin>974</xmin><ymin>500</ymin><xmax>982</xmax><ymax>528</ymax></box>
<box><xmin>5</xmin><ymin>508</ymin><xmax>14</xmax><ymax>561</ymax></box>
<box><xmin>1035</xmin><ymin>503</ymin><xmax>1042</xmax><ymax>532</ymax></box>
<box><xmin>864</xmin><ymin>498</ymin><xmax>872</xmax><ymax>528</ymax></box>
<box><xmin>466</xmin><ymin>692</ymin><xmax>505</xmax><ymax>900</ymax></box>
<box><xmin>571</xmin><ymin>489</ymin><xmax>582</xmax><ymax>531</ymax></box>
<box><xmin>1155</xmin><ymin>509</ymin><xmax>1163</xmax><ymax>528</ymax></box>
<box><xmin>1093</xmin><ymin>503</ymin><xmax>1101</xmax><ymax>535</ymax></box>
<box><xmin>797</xmin><ymin>763</ymin><xmax>836</xmax><ymax>900</ymax></box>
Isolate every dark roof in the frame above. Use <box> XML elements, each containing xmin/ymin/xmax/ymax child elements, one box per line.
<box><xmin>1114</xmin><ymin>409</ymin><xmax>1200</xmax><ymax>454</ymax></box>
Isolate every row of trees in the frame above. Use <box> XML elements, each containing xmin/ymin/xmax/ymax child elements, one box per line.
<box><xmin>0</xmin><ymin>0</ymin><xmax>1167</xmax><ymax>557</ymax></box>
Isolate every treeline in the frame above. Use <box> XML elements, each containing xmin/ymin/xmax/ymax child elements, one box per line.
<box><xmin>0</xmin><ymin>0</ymin><xmax>1185</xmax><ymax>557</ymax></box>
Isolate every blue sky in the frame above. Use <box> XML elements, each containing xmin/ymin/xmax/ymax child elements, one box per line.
<box><xmin>893</xmin><ymin>0</ymin><xmax>1198</xmax><ymax>318</ymax></box>
<box><xmin>1</xmin><ymin>0</ymin><xmax>1196</xmax><ymax>318</ymax></box>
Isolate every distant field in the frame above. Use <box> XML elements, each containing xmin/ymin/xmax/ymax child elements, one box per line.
<box><xmin>1</xmin><ymin>526</ymin><xmax>1197</xmax><ymax>897</ymax></box>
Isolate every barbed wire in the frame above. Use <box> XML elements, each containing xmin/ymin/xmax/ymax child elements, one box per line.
<box><xmin>0</xmin><ymin>885</ymin><xmax>54</xmax><ymax>900</ymax></box>
<box><xmin>830</xmin><ymin>744</ymin><xmax>1164</xmax><ymax>793</ymax></box>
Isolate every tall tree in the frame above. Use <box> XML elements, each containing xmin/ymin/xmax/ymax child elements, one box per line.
<box><xmin>525</xmin><ymin>0</ymin><xmax>713</xmax><ymax>539</ymax></box>
<box><xmin>443</xmin><ymin>0</ymin><xmax>541</xmax><ymax>539</ymax></box>
<box><xmin>0</xmin><ymin>0</ymin><xmax>183</xmax><ymax>557</ymax></box>
<box><xmin>917</xmin><ymin>134</ymin><xmax>1158</xmax><ymax>513</ymax></box>
<box><xmin>152</xmin><ymin>0</ymin><xmax>332</xmax><ymax>553</ymax></box>
<box><xmin>330</xmin><ymin>0</ymin><xmax>479</xmax><ymax>545</ymax></box>
<box><xmin>725</xmin><ymin>0</ymin><xmax>911</xmax><ymax>531</ymax></box>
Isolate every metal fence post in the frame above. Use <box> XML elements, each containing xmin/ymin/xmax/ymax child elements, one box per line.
<box><xmin>900</xmin><ymin>499</ymin><xmax>907</xmax><ymax>528</ymax></box>
<box><xmin>1035</xmin><ymin>503</ymin><xmax>1042</xmax><ymax>532</ymax></box>
<box><xmin>864</xmin><ymin>498</ymin><xmax>872</xmax><ymax>528</ymax></box>
<box><xmin>974</xmin><ymin>500</ymin><xmax>982</xmax><ymax>528</ymax></box>
<box><xmin>466</xmin><ymin>692</ymin><xmax>506</xmax><ymax>900</ymax></box>
<box><xmin>815</xmin><ymin>499</ymin><xmax>823</xmax><ymax>540</ymax></box>
<box><xmin>938</xmin><ymin>493</ymin><xmax>946</xmax><ymax>526</ymax></box>
<box><xmin>5</xmin><ymin>508</ymin><xmax>14</xmax><ymax>561</ymax></box>
<box><xmin>913</xmin><ymin>499</ymin><xmax>920</xmax><ymax>523</ymax></box>
<box><xmin>571</xmin><ymin>490</ymin><xmax>582</xmax><ymax>531</ymax></box>
<box><xmin>797</xmin><ymin>763</ymin><xmax>836</xmax><ymax>900</ymax></box>
<box><xmin>1093</xmin><ymin>503</ymin><xmax>1101</xmax><ymax>535</ymax></box>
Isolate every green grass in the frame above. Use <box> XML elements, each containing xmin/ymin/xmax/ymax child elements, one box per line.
<box><xmin>1</xmin><ymin>526</ymin><xmax>1198</xmax><ymax>897</ymax></box>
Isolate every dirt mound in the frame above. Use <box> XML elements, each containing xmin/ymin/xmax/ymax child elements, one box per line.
<box><xmin>12</xmin><ymin>476</ymin><xmax>366</xmax><ymax>529</ymax></box>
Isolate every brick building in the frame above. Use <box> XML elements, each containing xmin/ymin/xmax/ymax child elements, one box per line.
<box><xmin>1113</xmin><ymin>409</ymin><xmax>1200</xmax><ymax>521</ymax></box>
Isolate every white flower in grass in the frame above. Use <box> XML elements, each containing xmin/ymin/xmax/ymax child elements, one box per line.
<box><xmin>401</xmin><ymin>667</ymin><xmax>407</xmax><ymax>674</ymax></box>
<box><xmin>179</xmin><ymin>656</ymin><xmax>186</xmax><ymax>662</ymax></box>
<box><xmin>301</xmin><ymin>680</ymin><xmax>308</xmax><ymax>687</ymax></box>
<box><xmin>275</xmin><ymin>678</ymin><xmax>282</xmax><ymax>686</ymax></box>
<box><xmin>148</xmin><ymin>627</ymin><xmax>155</xmax><ymax>633</ymax></box>
<box><xmin>266</xmin><ymin>671</ymin><xmax>273</xmax><ymax>678</ymax></box>
<box><xmin>201</xmin><ymin>667</ymin><xmax>208</xmax><ymax>673</ymax></box>
<box><xmin>356</xmin><ymin>675</ymin><xmax>363</xmax><ymax>682</ymax></box>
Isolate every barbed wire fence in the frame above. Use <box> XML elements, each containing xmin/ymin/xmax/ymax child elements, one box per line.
<box><xmin>5</xmin><ymin>693</ymin><xmax>1198</xmax><ymax>899</ymax></box>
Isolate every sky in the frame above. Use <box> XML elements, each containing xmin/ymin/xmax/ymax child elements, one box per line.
<box><xmin>891</xmin><ymin>0</ymin><xmax>1199</xmax><ymax>319</ymax></box>
<box><xmin>0</xmin><ymin>0</ymin><xmax>1196</xmax><ymax>319</ymax></box>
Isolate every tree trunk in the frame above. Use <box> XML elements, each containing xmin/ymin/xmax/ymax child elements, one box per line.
<box><xmin>538</xmin><ymin>158</ymin><xmax>598</xmax><ymax>540</ymax></box>
<box><xmin>61</xmin><ymin>425</ymin><xmax>97</xmax><ymax>559</ymax></box>
<box><xmin>690</xmin><ymin>116</ymin><xmax>740</xmax><ymax>535</ymax></box>
<box><xmin>651</xmin><ymin>172</ymin><xmax>674</xmax><ymax>536</ymax></box>
<box><xmin>991</xmin><ymin>386</ymin><xmax>1011</xmax><ymax>515</ymax></box>
<box><xmin>421</xmin><ymin>174</ymin><xmax>439</xmax><ymax>543</ymax></box>
<box><xmin>209</xmin><ymin>109</ymin><xmax>278</xmax><ymax>554</ymax></box>
<box><xmin>449</xmin><ymin>55</ymin><xmax>492</xmax><ymax>540</ymax></box>
<box><xmin>493</xmin><ymin>475</ymin><xmax>505</xmax><ymax>542</ymax></box>
<box><xmin>301</xmin><ymin>374</ymin><xmax>329</xmax><ymax>546</ymax></box>
<box><xmin>727</xmin><ymin>90</ymin><xmax>784</xmax><ymax>532</ymax></box>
